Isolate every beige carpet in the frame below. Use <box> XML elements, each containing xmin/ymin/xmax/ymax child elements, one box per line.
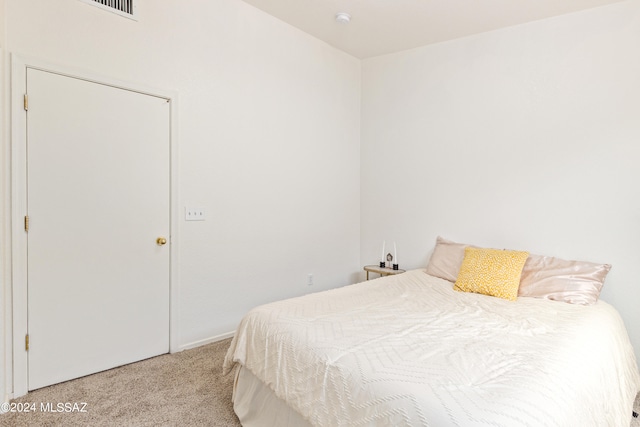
<box><xmin>3</xmin><ymin>338</ymin><xmax>640</xmax><ymax>426</ymax></box>
<box><xmin>3</xmin><ymin>339</ymin><xmax>241</xmax><ymax>426</ymax></box>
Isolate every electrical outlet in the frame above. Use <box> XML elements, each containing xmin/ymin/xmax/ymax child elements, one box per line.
<box><xmin>307</xmin><ymin>274</ymin><xmax>313</xmax><ymax>286</ymax></box>
<box><xmin>185</xmin><ymin>207</ymin><xmax>205</xmax><ymax>221</ymax></box>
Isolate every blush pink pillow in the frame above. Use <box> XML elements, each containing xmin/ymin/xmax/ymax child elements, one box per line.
<box><xmin>425</xmin><ymin>236</ymin><xmax>469</xmax><ymax>282</ymax></box>
<box><xmin>519</xmin><ymin>256</ymin><xmax>611</xmax><ymax>305</ymax></box>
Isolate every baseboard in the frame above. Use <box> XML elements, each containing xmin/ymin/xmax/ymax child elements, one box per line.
<box><xmin>0</xmin><ymin>393</ymin><xmax>13</xmax><ymax>413</ymax></box>
<box><xmin>178</xmin><ymin>331</ymin><xmax>235</xmax><ymax>352</ymax></box>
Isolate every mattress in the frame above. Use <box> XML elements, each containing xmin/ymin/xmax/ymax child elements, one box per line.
<box><xmin>224</xmin><ymin>269</ymin><xmax>640</xmax><ymax>426</ymax></box>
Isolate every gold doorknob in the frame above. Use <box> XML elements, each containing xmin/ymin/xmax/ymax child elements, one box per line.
<box><xmin>156</xmin><ymin>237</ymin><xmax>167</xmax><ymax>246</ymax></box>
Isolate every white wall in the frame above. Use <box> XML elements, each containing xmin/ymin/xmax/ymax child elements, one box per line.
<box><xmin>1</xmin><ymin>0</ymin><xmax>7</xmax><ymax>403</ymax></box>
<box><xmin>361</xmin><ymin>0</ymin><xmax>640</xmax><ymax>359</ymax></box>
<box><xmin>1</xmin><ymin>0</ymin><xmax>361</xmax><ymax>397</ymax></box>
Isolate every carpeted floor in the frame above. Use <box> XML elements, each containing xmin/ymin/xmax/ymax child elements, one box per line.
<box><xmin>2</xmin><ymin>338</ymin><xmax>241</xmax><ymax>426</ymax></box>
<box><xmin>2</xmin><ymin>338</ymin><xmax>640</xmax><ymax>426</ymax></box>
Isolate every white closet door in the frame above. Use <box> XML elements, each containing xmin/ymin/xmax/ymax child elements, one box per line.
<box><xmin>26</xmin><ymin>68</ymin><xmax>171</xmax><ymax>390</ymax></box>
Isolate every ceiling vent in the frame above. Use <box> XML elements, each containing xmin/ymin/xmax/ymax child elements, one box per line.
<box><xmin>79</xmin><ymin>0</ymin><xmax>137</xmax><ymax>20</ymax></box>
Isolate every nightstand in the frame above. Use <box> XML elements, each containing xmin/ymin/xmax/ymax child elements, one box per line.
<box><xmin>364</xmin><ymin>265</ymin><xmax>406</xmax><ymax>280</ymax></box>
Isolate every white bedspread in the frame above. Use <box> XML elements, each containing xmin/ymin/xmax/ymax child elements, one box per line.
<box><xmin>223</xmin><ymin>269</ymin><xmax>640</xmax><ymax>426</ymax></box>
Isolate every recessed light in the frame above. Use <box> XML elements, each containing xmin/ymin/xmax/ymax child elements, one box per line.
<box><xmin>335</xmin><ymin>12</ymin><xmax>351</xmax><ymax>24</ymax></box>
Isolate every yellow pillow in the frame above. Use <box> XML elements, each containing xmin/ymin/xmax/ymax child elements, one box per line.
<box><xmin>454</xmin><ymin>247</ymin><xmax>529</xmax><ymax>301</ymax></box>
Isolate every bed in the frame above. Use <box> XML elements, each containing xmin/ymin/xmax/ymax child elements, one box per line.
<box><xmin>223</xmin><ymin>266</ymin><xmax>640</xmax><ymax>426</ymax></box>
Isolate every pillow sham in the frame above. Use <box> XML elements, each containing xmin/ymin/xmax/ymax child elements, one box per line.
<box><xmin>454</xmin><ymin>247</ymin><xmax>529</xmax><ymax>301</ymax></box>
<box><xmin>425</xmin><ymin>236</ymin><xmax>469</xmax><ymax>282</ymax></box>
<box><xmin>519</xmin><ymin>256</ymin><xmax>611</xmax><ymax>305</ymax></box>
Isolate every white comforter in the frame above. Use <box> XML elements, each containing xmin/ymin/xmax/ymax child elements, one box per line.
<box><xmin>223</xmin><ymin>269</ymin><xmax>640</xmax><ymax>426</ymax></box>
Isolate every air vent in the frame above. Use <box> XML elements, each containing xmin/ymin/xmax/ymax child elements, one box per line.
<box><xmin>79</xmin><ymin>0</ymin><xmax>137</xmax><ymax>20</ymax></box>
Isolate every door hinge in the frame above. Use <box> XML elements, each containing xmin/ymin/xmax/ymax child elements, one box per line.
<box><xmin>24</xmin><ymin>94</ymin><xmax>28</xmax><ymax>111</ymax></box>
<box><xmin>24</xmin><ymin>215</ymin><xmax>29</xmax><ymax>232</ymax></box>
<box><xmin>25</xmin><ymin>334</ymin><xmax>29</xmax><ymax>351</ymax></box>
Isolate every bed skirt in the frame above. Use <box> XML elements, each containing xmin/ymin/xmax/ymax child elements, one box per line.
<box><xmin>233</xmin><ymin>365</ymin><xmax>312</xmax><ymax>427</ymax></box>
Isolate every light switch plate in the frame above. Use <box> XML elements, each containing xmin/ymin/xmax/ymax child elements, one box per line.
<box><xmin>185</xmin><ymin>207</ymin><xmax>205</xmax><ymax>221</ymax></box>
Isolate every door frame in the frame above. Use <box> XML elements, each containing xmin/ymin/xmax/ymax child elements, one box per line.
<box><xmin>10</xmin><ymin>53</ymin><xmax>181</xmax><ymax>398</ymax></box>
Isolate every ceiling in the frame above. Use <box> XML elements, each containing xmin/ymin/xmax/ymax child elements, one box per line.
<box><xmin>240</xmin><ymin>0</ymin><xmax>626</xmax><ymax>59</ymax></box>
